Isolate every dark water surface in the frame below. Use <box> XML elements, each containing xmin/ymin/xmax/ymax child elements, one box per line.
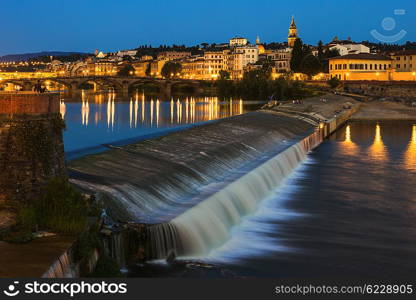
<box><xmin>61</xmin><ymin>92</ymin><xmax>263</xmax><ymax>159</ymax></box>
<box><xmin>129</xmin><ymin>121</ymin><xmax>416</xmax><ymax>277</ymax></box>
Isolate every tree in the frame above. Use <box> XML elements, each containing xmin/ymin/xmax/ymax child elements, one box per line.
<box><xmin>218</xmin><ymin>70</ymin><xmax>230</xmax><ymax>80</ymax></box>
<box><xmin>301</xmin><ymin>54</ymin><xmax>322</xmax><ymax>78</ymax></box>
<box><xmin>290</xmin><ymin>38</ymin><xmax>304</xmax><ymax>72</ymax></box>
<box><xmin>161</xmin><ymin>61</ymin><xmax>182</xmax><ymax>79</ymax></box>
<box><xmin>317</xmin><ymin>40</ymin><xmax>324</xmax><ymax>62</ymax></box>
<box><xmin>327</xmin><ymin>77</ymin><xmax>341</xmax><ymax>89</ymax></box>
<box><xmin>321</xmin><ymin>48</ymin><xmax>340</xmax><ymax>72</ymax></box>
<box><xmin>117</xmin><ymin>64</ymin><xmax>135</xmax><ymax>76</ymax></box>
<box><xmin>122</xmin><ymin>55</ymin><xmax>133</xmax><ymax>62</ymax></box>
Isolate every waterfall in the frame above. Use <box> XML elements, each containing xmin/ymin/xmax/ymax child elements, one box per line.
<box><xmin>147</xmin><ymin>129</ymin><xmax>323</xmax><ymax>259</ymax></box>
<box><xmin>42</xmin><ymin>251</ymin><xmax>79</xmax><ymax>278</ymax></box>
<box><xmin>69</xmin><ymin>111</ymin><xmax>331</xmax><ymax>262</ymax></box>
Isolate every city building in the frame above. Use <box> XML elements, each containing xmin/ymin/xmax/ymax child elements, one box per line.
<box><xmin>288</xmin><ymin>16</ymin><xmax>298</xmax><ymax>47</ymax></box>
<box><xmin>132</xmin><ymin>60</ymin><xmax>151</xmax><ymax>77</ymax></box>
<box><xmin>85</xmin><ymin>58</ymin><xmax>119</xmax><ymax>76</ymax></box>
<box><xmin>157</xmin><ymin>51</ymin><xmax>191</xmax><ymax>61</ymax></box>
<box><xmin>390</xmin><ymin>50</ymin><xmax>416</xmax><ymax>72</ymax></box>
<box><xmin>265</xmin><ymin>49</ymin><xmax>292</xmax><ymax>73</ymax></box>
<box><xmin>389</xmin><ymin>50</ymin><xmax>416</xmax><ymax>81</ymax></box>
<box><xmin>229</xmin><ymin>37</ymin><xmax>248</xmax><ymax>47</ymax></box>
<box><xmin>140</xmin><ymin>55</ymin><xmax>154</xmax><ymax>61</ymax></box>
<box><xmin>117</xmin><ymin>50</ymin><xmax>138</xmax><ymax>57</ymax></box>
<box><xmin>204</xmin><ymin>51</ymin><xmax>226</xmax><ymax>79</ymax></box>
<box><xmin>181</xmin><ymin>56</ymin><xmax>206</xmax><ymax>79</ymax></box>
<box><xmin>329</xmin><ymin>43</ymin><xmax>370</xmax><ymax>56</ymax></box>
<box><xmin>329</xmin><ymin>52</ymin><xmax>416</xmax><ymax>81</ymax></box>
<box><xmin>329</xmin><ymin>53</ymin><xmax>392</xmax><ymax>81</ymax></box>
<box><xmin>256</xmin><ymin>36</ymin><xmax>266</xmax><ymax>54</ymax></box>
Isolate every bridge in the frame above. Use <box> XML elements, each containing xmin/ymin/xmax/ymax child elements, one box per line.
<box><xmin>0</xmin><ymin>76</ymin><xmax>205</xmax><ymax>98</ymax></box>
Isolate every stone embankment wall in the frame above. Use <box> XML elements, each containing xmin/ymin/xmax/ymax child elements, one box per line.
<box><xmin>0</xmin><ymin>93</ymin><xmax>66</xmax><ymax>207</ymax></box>
<box><xmin>343</xmin><ymin>82</ymin><xmax>416</xmax><ymax>99</ymax></box>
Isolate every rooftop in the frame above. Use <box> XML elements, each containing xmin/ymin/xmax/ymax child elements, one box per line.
<box><xmin>389</xmin><ymin>49</ymin><xmax>416</xmax><ymax>56</ymax></box>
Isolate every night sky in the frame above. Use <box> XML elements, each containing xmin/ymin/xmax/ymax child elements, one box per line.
<box><xmin>0</xmin><ymin>0</ymin><xmax>415</xmax><ymax>55</ymax></box>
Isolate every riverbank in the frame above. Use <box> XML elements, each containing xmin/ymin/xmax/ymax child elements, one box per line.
<box><xmin>0</xmin><ymin>236</ymin><xmax>74</xmax><ymax>277</ymax></box>
<box><xmin>0</xmin><ymin>93</ymin><xmax>361</xmax><ymax>277</ymax></box>
<box><xmin>351</xmin><ymin>100</ymin><xmax>416</xmax><ymax>120</ymax></box>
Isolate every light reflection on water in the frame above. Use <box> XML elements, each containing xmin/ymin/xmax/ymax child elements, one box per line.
<box><xmin>61</xmin><ymin>92</ymin><xmax>264</xmax><ymax>155</ymax></box>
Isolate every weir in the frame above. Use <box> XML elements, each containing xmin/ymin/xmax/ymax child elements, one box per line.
<box><xmin>68</xmin><ymin>95</ymin><xmax>360</xmax><ymax>264</ymax></box>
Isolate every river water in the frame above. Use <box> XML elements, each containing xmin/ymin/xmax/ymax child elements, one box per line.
<box><xmin>61</xmin><ymin>92</ymin><xmax>264</xmax><ymax>159</ymax></box>
<box><xmin>128</xmin><ymin>121</ymin><xmax>416</xmax><ymax>277</ymax></box>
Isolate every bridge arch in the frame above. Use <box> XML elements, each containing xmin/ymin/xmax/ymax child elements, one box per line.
<box><xmin>0</xmin><ymin>80</ymin><xmax>25</xmax><ymax>91</ymax></box>
<box><xmin>127</xmin><ymin>79</ymin><xmax>163</xmax><ymax>94</ymax></box>
<box><xmin>170</xmin><ymin>80</ymin><xmax>202</xmax><ymax>94</ymax></box>
<box><xmin>33</xmin><ymin>79</ymin><xmax>71</xmax><ymax>92</ymax></box>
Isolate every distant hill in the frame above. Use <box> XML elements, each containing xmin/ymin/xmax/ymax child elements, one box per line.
<box><xmin>0</xmin><ymin>51</ymin><xmax>89</xmax><ymax>62</ymax></box>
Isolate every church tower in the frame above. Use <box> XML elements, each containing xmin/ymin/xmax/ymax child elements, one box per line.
<box><xmin>288</xmin><ymin>16</ymin><xmax>298</xmax><ymax>47</ymax></box>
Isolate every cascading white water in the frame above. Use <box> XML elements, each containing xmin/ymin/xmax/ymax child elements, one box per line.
<box><xmin>148</xmin><ymin>129</ymin><xmax>323</xmax><ymax>259</ymax></box>
<box><xmin>42</xmin><ymin>251</ymin><xmax>79</xmax><ymax>278</ymax></box>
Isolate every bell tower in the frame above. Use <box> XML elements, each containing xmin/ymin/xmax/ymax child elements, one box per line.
<box><xmin>288</xmin><ymin>16</ymin><xmax>298</xmax><ymax>47</ymax></box>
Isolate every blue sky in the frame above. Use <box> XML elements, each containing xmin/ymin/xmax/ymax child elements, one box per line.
<box><xmin>0</xmin><ymin>0</ymin><xmax>415</xmax><ymax>55</ymax></box>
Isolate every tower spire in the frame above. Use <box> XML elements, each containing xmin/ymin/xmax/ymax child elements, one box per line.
<box><xmin>290</xmin><ymin>15</ymin><xmax>297</xmax><ymax>29</ymax></box>
<box><xmin>288</xmin><ymin>16</ymin><xmax>298</xmax><ymax>47</ymax></box>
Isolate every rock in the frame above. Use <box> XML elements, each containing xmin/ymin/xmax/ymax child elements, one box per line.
<box><xmin>33</xmin><ymin>231</ymin><xmax>57</xmax><ymax>238</ymax></box>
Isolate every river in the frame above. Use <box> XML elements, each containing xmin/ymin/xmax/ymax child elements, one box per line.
<box><xmin>61</xmin><ymin>92</ymin><xmax>264</xmax><ymax>159</ymax></box>
<box><xmin>127</xmin><ymin>121</ymin><xmax>416</xmax><ymax>277</ymax></box>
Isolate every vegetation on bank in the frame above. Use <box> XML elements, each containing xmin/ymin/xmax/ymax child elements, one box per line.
<box><xmin>215</xmin><ymin>68</ymin><xmax>326</xmax><ymax>100</ymax></box>
<box><xmin>2</xmin><ymin>178</ymin><xmax>100</xmax><ymax>244</ymax></box>
<box><xmin>161</xmin><ymin>61</ymin><xmax>182</xmax><ymax>79</ymax></box>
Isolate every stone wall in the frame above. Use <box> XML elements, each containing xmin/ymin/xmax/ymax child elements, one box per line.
<box><xmin>343</xmin><ymin>82</ymin><xmax>416</xmax><ymax>99</ymax></box>
<box><xmin>0</xmin><ymin>93</ymin><xmax>66</xmax><ymax>207</ymax></box>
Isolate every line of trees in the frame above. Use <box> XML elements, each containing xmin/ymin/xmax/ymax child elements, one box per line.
<box><xmin>290</xmin><ymin>39</ymin><xmax>339</xmax><ymax>78</ymax></box>
<box><xmin>161</xmin><ymin>61</ymin><xmax>182</xmax><ymax>79</ymax></box>
<box><xmin>215</xmin><ymin>68</ymin><xmax>321</xmax><ymax>100</ymax></box>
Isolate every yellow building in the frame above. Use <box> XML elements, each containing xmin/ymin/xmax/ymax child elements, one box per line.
<box><xmin>132</xmin><ymin>60</ymin><xmax>151</xmax><ymax>77</ymax></box>
<box><xmin>86</xmin><ymin>59</ymin><xmax>118</xmax><ymax>76</ymax></box>
<box><xmin>391</xmin><ymin>50</ymin><xmax>416</xmax><ymax>72</ymax></box>
<box><xmin>288</xmin><ymin>16</ymin><xmax>298</xmax><ymax>47</ymax></box>
<box><xmin>329</xmin><ymin>52</ymin><xmax>416</xmax><ymax>81</ymax></box>
<box><xmin>181</xmin><ymin>57</ymin><xmax>206</xmax><ymax>79</ymax></box>
<box><xmin>329</xmin><ymin>53</ymin><xmax>392</xmax><ymax>81</ymax></box>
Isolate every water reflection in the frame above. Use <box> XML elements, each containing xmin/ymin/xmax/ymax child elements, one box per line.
<box><xmin>404</xmin><ymin>125</ymin><xmax>416</xmax><ymax>171</ymax></box>
<box><xmin>368</xmin><ymin>124</ymin><xmax>387</xmax><ymax>161</ymax></box>
<box><xmin>340</xmin><ymin>124</ymin><xmax>358</xmax><ymax>156</ymax></box>
<box><xmin>61</xmin><ymin>92</ymin><xmax>264</xmax><ymax>154</ymax></box>
<box><xmin>60</xmin><ymin>100</ymin><xmax>66</xmax><ymax>119</ymax></box>
<box><xmin>81</xmin><ymin>99</ymin><xmax>89</xmax><ymax>126</ymax></box>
